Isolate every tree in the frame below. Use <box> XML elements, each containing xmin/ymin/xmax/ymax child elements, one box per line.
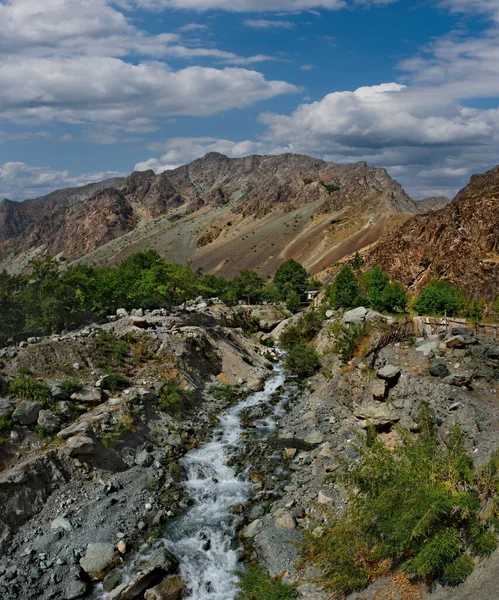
<box><xmin>327</xmin><ymin>265</ymin><xmax>359</xmax><ymax>309</ymax></box>
<box><xmin>381</xmin><ymin>281</ymin><xmax>408</xmax><ymax>313</ymax></box>
<box><xmin>283</xmin><ymin>345</ymin><xmax>320</xmax><ymax>378</ymax></box>
<box><xmin>352</xmin><ymin>251</ymin><xmax>363</xmax><ymax>270</ymax></box>
<box><xmin>359</xmin><ymin>266</ymin><xmax>389</xmax><ymax>311</ymax></box>
<box><xmin>273</xmin><ymin>259</ymin><xmax>309</xmax><ymax>300</ymax></box>
<box><xmin>232</xmin><ymin>270</ymin><xmax>265</xmax><ymax>304</ymax></box>
<box><xmin>285</xmin><ymin>290</ymin><xmax>301</xmax><ymax>314</ymax></box>
<box><xmin>414</xmin><ymin>281</ymin><xmax>461</xmax><ymax>316</ymax></box>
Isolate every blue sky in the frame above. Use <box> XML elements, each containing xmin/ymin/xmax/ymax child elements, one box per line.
<box><xmin>2</xmin><ymin>0</ymin><xmax>499</xmax><ymax>200</ymax></box>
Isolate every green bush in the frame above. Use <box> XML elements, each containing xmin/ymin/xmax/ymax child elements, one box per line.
<box><xmin>285</xmin><ymin>290</ymin><xmax>301</xmax><ymax>314</ymax></box>
<box><xmin>101</xmin><ymin>412</ymin><xmax>137</xmax><ymax>448</ymax></box>
<box><xmin>414</xmin><ymin>281</ymin><xmax>461</xmax><ymax>316</ymax></box>
<box><xmin>9</xmin><ymin>375</ymin><xmax>53</xmax><ymax>408</ymax></box>
<box><xmin>236</xmin><ymin>565</ymin><xmax>296</xmax><ymax>600</ymax></box>
<box><xmin>359</xmin><ymin>266</ymin><xmax>389</xmax><ymax>311</ymax></box>
<box><xmin>59</xmin><ymin>379</ymin><xmax>81</xmax><ymax>395</ymax></box>
<box><xmin>157</xmin><ymin>380</ymin><xmax>193</xmax><ymax>414</ymax></box>
<box><xmin>283</xmin><ymin>345</ymin><xmax>320</xmax><ymax>378</ymax></box>
<box><xmin>380</xmin><ymin>281</ymin><xmax>408</xmax><ymax>313</ymax></box>
<box><xmin>208</xmin><ymin>383</ymin><xmax>241</xmax><ymax>404</ymax></box>
<box><xmin>326</xmin><ymin>266</ymin><xmax>359</xmax><ymax>309</ymax></box>
<box><xmin>302</xmin><ymin>419</ymin><xmax>498</xmax><ymax>594</ymax></box>
<box><xmin>280</xmin><ymin>310</ymin><xmax>322</xmax><ymax>351</ymax></box>
<box><xmin>493</xmin><ymin>296</ymin><xmax>499</xmax><ymax>315</ymax></box>
<box><xmin>103</xmin><ymin>372</ymin><xmax>130</xmax><ymax>392</ymax></box>
<box><xmin>0</xmin><ymin>416</ymin><xmax>13</xmax><ymax>444</ymax></box>
<box><xmin>330</xmin><ymin>322</ymin><xmax>368</xmax><ymax>363</ymax></box>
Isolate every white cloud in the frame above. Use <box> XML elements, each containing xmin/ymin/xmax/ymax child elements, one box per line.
<box><xmin>179</xmin><ymin>23</ymin><xmax>210</xmax><ymax>31</ymax></box>
<box><xmin>300</xmin><ymin>64</ymin><xmax>315</xmax><ymax>70</ymax></box>
<box><xmin>121</xmin><ymin>0</ymin><xmax>347</xmax><ymax>12</ymax></box>
<box><xmin>0</xmin><ymin>162</ymin><xmax>126</xmax><ymax>200</ymax></box>
<box><xmin>244</xmin><ymin>19</ymin><xmax>295</xmax><ymax>28</ymax></box>
<box><xmin>0</xmin><ymin>57</ymin><xmax>298</xmax><ymax>123</ymax></box>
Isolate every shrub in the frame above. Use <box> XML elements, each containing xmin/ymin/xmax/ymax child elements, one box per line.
<box><xmin>9</xmin><ymin>375</ymin><xmax>53</xmax><ymax>408</ymax></box>
<box><xmin>283</xmin><ymin>345</ymin><xmax>320</xmax><ymax>378</ymax></box>
<box><xmin>101</xmin><ymin>412</ymin><xmax>137</xmax><ymax>448</ymax></box>
<box><xmin>359</xmin><ymin>267</ymin><xmax>389</xmax><ymax>311</ymax></box>
<box><xmin>157</xmin><ymin>380</ymin><xmax>193</xmax><ymax>414</ymax></box>
<box><xmin>381</xmin><ymin>281</ymin><xmax>408</xmax><ymax>313</ymax></box>
<box><xmin>236</xmin><ymin>565</ymin><xmax>296</xmax><ymax>600</ymax></box>
<box><xmin>59</xmin><ymin>379</ymin><xmax>81</xmax><ymax>395</ymax></box>
<box><xmin>414</xmin><ymin>281</ymin><xmax>461</xmax><ymax>316</ymax></box>
<box><xmin>302</xmin><ymin>421</ymin><xmax>497</xmax><ymax>594</ymax></box>
<box><xmin>330</xmin><ymin>322</ymin><xmax>369</xmax><ymax>363</ymax></box>
<box><xmin>280</xmin><ymin>310</ymin><xmax>322</xmax><ymax>350</ymax></box>
<box><xmin>493</xmin><ymin>296</ymin><xmax>499</xmax><ymax>315</ymax></box>
<box><xmin>208</xmin><ymin>383</ymin><xmax>241</xmax><ymax>404</ymax></box>
<box><xmin>103</xmin><ymin>372</ymin><xmax>130</xmax><ymax>392</ymax></box>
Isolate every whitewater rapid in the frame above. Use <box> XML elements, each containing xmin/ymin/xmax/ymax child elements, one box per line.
<box><xmin>162</xmin><ymin>360</ymin><xmax>287</xmax><ymax>600</ymax></box>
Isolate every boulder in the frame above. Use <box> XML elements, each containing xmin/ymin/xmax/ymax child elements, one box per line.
<box><xmin>242</xmin><ymin>519</ymin><xmax>263</xmax><ymax>539</ymax></box>
<box><xmin>37</xmin><ymin>409</ymin><xmax>62</xmax><ymax>434</ymax></box>
<box><xmin>269</xmin><ymin>312</ymin><xmax>303</xmax><ymax>340</ymax></box>
<box><xmin>415</xmin><ymin>341</ymin><xmax>440</xmax><ymax>356</ymax></box>
<box><xmin>428</xmin><ymin>359</ymin><xmax>450</xmax><ymax>378</ymax></box>
<box><xmin>451</xmin><ymin>327</ymin><xmax>474</xmax><ymax>337</ymax></box>
<box><xmin>443</xmin><ymin>372</ymin><xmax>472</xmax><ymax>388</ymax></box>
<box><xmin>50</xmin><ymin>517</ymin><xmax>72</xmax><ymax>532</ymax></box>
<box><xmin>79</xmin><ymin>543</ymin><xmax>120</xmax><ymax>581</ymax></box>
<box><xmin>135</xmin><ymin>388</ymin><xmax>156</xmax><ymax>402</ymax></box>
<box><xmin>249</xmin><ymin>306</ymin><xmax>285</xmax><ymax>332</ymax></box>
<box><xmin>65</xmin><ymin>580</ymin><xmax>87</xmax><ymax>599</ymax></box>
<box><xmin>376</xmin><ymin>365</ymin><xmax>401</xmax><ymax>381</ymax></box>
<box><xmin>71</xmin><ymin>386</ymin><xmax>102</xmax><ymax>404</ymax></box>
<box><xmin>355</xmin><ymin>402</ymin><xmax>400</xmax><ymax>430</ymax></box>
<box><xmin>372</xmin><ymin>380</ymin><xmax>388</xmax><ymax>401</ymax></box>
<box><xmin>116</xmin><ymin>308</ymin><xmax>128</xmax><ymax>318</ymax></box>
<box><xmin>135</xmin><ymin>450</ymin><xmax>154</xmax><ymax>468</ymax></box>
<box><xmin>317</xmin><ymin>491</ymin><xmax>334</xmax><ymax>504</ymax></box>
<box><xmin>48</xmin><ymin>382</ymin><xmax>69</xmax><ymax>401</ymax></box>
<box><xmin>103</xmin><ymin>569</ymin><xmax>124</xmax><ymax>593</ymax></box>
<box><xmin>131</xmin><ymin>308</ymin><xmax>144</xmax><ymax>317</ymax></box>
<box><xmin>342</xmin><ymin>307</ymin><xmax>367</xmax><ymax>324</ymax></box>
<box><xmin>56</xmin><ymin>401</ymin><xmax>74</xmax><ymax>418</ymax></box>
<box><xmin>304</xmin><ymin>431</ymin><xmax>324</xmax><ymax>445</ymax></box>
<box><xmin>486</xmin><ymin>347</ymin><xmax>499</xmax><ymax>360</ymax></box>
<box><xmin>0</xmin><ymin>398</ymin><xmax>14</xmax><ymax>419</ymax></box>
<box><xmin>274</xmin><ymin>511</ymin><xmax>297</xmax><ymax>529</ymax></box>
<box><xmin>66</xmin><ymin>435</ymin><xmax>96</xmax><ymax>456</ymax></box>
<box><xmin>12</xmin><ymin>400</ymin><xmax>40</xmax><ymax>425</ymax></box>
<box><xmin>144</xmin><ymin>576</ymin><xmax>184</xmax><ymax>600</ymax></box>
<box><xmin>57</xmin><ymin>420</ymin><xmax>91</xmax><ymax>439</ymax></box>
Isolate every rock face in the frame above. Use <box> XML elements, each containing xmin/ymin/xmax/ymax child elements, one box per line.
<box><xmin>0</xmin><ymin>152</ymin><xmax>422</xmax><ymax>277</ymax></box>
<box><xmin>363</xmin><ymin>164</ymin><xmax>499</xmax><ymax>299</ymax></box>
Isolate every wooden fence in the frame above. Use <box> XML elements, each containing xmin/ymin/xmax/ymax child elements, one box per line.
<box><xmin>413</xmin><ymin>316</ymin><xmax>499</xmax><ymax>341</ymax></box>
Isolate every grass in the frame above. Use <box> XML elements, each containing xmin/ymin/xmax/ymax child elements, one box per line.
<box><xmin>156</xmin><ymin>379</ymin><xmax>193</xmax><ymax>415</ymax></box>
<box><xmin>9</xmin><ymin>374</ymin><xmax>54</xmax><ymax>409</ymax></box>
<box><xmin>236</xmin><ymin>565</ymin><xmax>296</xmax><ymax>600</ymax></box>
<box><xmin>101</xmin><ymin>412</ymin><xmax>138</xmax><ymax>448</ymax></box>
<box><xmin>208</xmin><ymin>383</ymin><xmax>242</xmax><ymax>404</ymax></box>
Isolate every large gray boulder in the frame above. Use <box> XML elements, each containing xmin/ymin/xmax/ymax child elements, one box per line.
<box><xmin>66</xmin><ymin>435</ymin><xmax>96</xmax><ymax>456</ymax></box>
<box><xmin>0</xmin><ymin>398</ymin><xmax>14</xmax><ymax>419</ymax></box>
<box><xmin>37</xmin><ymin>409</ymin><xmax>62</xmax><ymax>434</ymax></box>
<box><xmin>377</xmin><ymin>365</ymin><xmax>401</xmax><ymax>381</ymax></box>
<box><xmin>71</xmin><ymin>386</ymin><xmax>102</xmax><ymax>404</ymax></box>
<box><xmin>443</xmin><ymin>372</ymin><xmax>472</xmax><ymax>388</ymax></box>
<box><xmin>428</xmin><ymin>359</ymin><xmax>450</xmax><ymax>378</ymax></box>
<box><xmin>12</xmin><ymin>400</ymin><xmax>40</xmax><ymax>425</ymax></box>
<box><xmin>342</xmin><ymin>307</ymin><xmax>368</xmax><ymax>324</ymax></box>
<box><xmin>249</xmin><ymin>305</ymin><xmax>285</xmax><ymax>331</ymax></box>
<box><xmin>57</xmin><ymin>420</ymin><xmax>91</xmax><ymax>439</ymax></box>
<box><xmin>79</xmin><ymin>543</ymin><xmax>120</xmax><ymax>581</ymax></box>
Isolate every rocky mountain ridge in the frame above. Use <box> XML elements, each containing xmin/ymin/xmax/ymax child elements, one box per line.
<box><xmin>0</xmin><ymin>153</ymin><xmax>430</xmax><ymax>277</ymax></box>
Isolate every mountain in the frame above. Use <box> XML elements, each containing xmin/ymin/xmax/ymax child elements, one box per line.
<box><xmin>363</xmin><ymin>165</ymin><xmax>499</xmax><ymax>299</ymax></box>
<box><xmin>0</xmin><ymin>152</ymin><xmax>422</xmax><ymax>277</ymax></box>
<box><xmin>416</xmin><ymin>196</ymin><xmax>451</xmax><ymax>212</ymax></box>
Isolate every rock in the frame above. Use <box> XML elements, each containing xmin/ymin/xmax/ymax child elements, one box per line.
<box><xmin>317</xmin><ymin>491</ymin><xmax>333</xmax><ymax>504</ymax></box>
<box><xmin>325</xmin><ymin>309</ymin><xmax>335</xmax><ymax>319</ymax></box>
<box><xmin>443</xmin><ymin>372</ymin><xmax>473</xmax><ymax>387</ymax></box>
<box><xmin>66</xmin><ymin>435</ymin><xmax>96</xmax><ymax>456</ymax></box>
<box><xmin>71</xmin><ymin>386</ymin><xmax>102</xmax><ymax>404</ymax></box>
<box><xmin>27</xmin><ymin>336</ymin><xmax>41</xmax><ymax>344</ymax></box>
<box><xmin>242</xmin><ymin>519</ymin><xmax>263</xmax><ymax>539</ymax></box>
<box><xmin>284</xmin><ymin>448</ymin><xmax>297</xmax><ymax>459</ymax></box>
<box><xmin>144</xmin><ymin>576</ymin><xmax>184</xmax><ymax>600</ymax></box>
<box><xmin>0</xmin><ymin>398</ymin><xmax>14</xmax><ymax>418</ymax></box>
<box><xmin>415</xmin><ymin>341</ymin><xmax>440</xmax><ymax>356</ymax></box>
<box><xmin>12</xmin><ymin>400</ymin><xmax>40</xmax><ymax>425</ymax></box>
<box><xmin>57</xmin><ymin>420</ymin><xmax>91</xmax><ymax>439</ymax></box>
<box><xmin>249</xmin><ymin>305</ymin><xmax>285</xmax><ymax>331</ymax></box>
<box><xmin>79</xmin><ymin>543</ymin><xmax>120</xmax><ymax>581</ymax></box>
<box><xmin>486</xmin><ymin>347</ymin><xmax>499</xmax><ymax>360</ymax></box>
<box><xmin>372</xmin><ymin>380</ymin><xmax>388</xmax><ymax>401</ymax></box>
<box><xmin>366</xmin><ymin>309</ymin><xmax>393</xmax><ymax>324</ymax></box>
<box><xmin>37</xmin><ymin>409</ymin><xmax>62</xmax><ymax>434</ymax></box>
<box><xmin>117</xmin><ymin>541</ymin><xmax>127</xmax><ymax>555</ymax></box>
<box><xmin>446</xmin><ymin>335</ymin><xmax>466</xmax><ymax>349</ymax></box>
<box><xmin>116</xmin><ymin>308</ymin><xmax>129</xmax><ymax>318</ymax></box>
<box><xmin>428</xmin><ymin>359</ymin><xmax>450</xmax><ymax>378</ymax></box>
<box><xmin>135</xmin><ymin>388</ymin><xmax>156</xmax><ymax>402</ymax></box>
<box><xmin>376</xmin><ymin>364</ymin><xmax>401</xmax><ymax>381</ymax></box>
<box><xmin>304</xmin><ymin>431</ymin><xmax>324</xmax><ymax>445</ymax></box>
<box><xmin>65</xmin><ymin>580</ymin><xmax>87</xmax><ymax>599</ymax></box>
<box><xmin>274</xmin><ymin>512</ymin><xmax>297</xmax><ymax>529</ymax></box>
<box><xmin>103</xmin><ymin>569</ymin><xmax>123</xmax><ymax>593</ymax></box>
<box><xmin>355</xmin><ymin>402</ymin><xmax>400</xmax><ymax>430</ymax></box>
<box><xmin>451</xmin><ymin>327</ymin><xmax>474</xmax><ymax>337</ymax></box>
<box><xmin>135</xmin><ymin>450</ymin><xmax>154</xmax><ymax>467</ymax></box>
<box><xmin>49</xmin><ymin>382</ymin><xmax>70</xmax><ymax>401</ymax></box>
<box><xmin>50</xmin><ymin>517</ymin><xmax>72</xmax><ymax>532</ymax></box>
<box><xmin>131</xmin><ymin>308</ymin><xmax>144</xmax><ymax>317</ymax></box>
<box><xmin>342</xmin><ymin>307</ymin><xmax>367</xmax><ymax>324</ymax></box>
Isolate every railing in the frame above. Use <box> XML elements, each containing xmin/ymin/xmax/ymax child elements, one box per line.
<box><xmin>364</xmin><ymin>319</ymin><xmax>414</xmax><ymax>365</ymax></box>
<box><xmin>413</xmin><ymin>316</ymin><xmax>499</xmax><ymax>341</ymax></box>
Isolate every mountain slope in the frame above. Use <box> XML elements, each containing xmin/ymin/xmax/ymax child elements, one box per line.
<box><xmin>0</xmin><ymin>152</ymin><xmax>421</xmax><ymax>277</ymax></box>
<box><xmin>363</xmin><ymin>165</ymin><xmax>499</xmax><ymax>299</ymax></box>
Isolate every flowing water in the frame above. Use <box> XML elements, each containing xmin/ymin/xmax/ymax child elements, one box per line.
<box><xmin>162</xmin><ymin>360</ymin><xmax>287</xmax><ymax>600</ymax></box>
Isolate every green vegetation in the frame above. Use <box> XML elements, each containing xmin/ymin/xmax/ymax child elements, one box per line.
<box><xmin>329</xmin><ymin>321</ymin><xmax>369</xmax><ymax>363</ymax></box>
<box><xmin>236</xmin><ymin>565</ymin><xmax>296</xmax><ymax>600</ymax></box>
<box><xmin>208</xmin><ymin>383</ymin><xmax>242</xmax><ymax>404</ymax></box>
<box><xmin>285</xmin><ymin>290</ymin><xmax>301</xmax><ymax>314</ymax></box>
<box><xmin>302</xmin><ymin>408</ymin><xmax>499</xmax><ymax>594</ymax></box>
<box><xmin>274</xmin><ymin>259</ymin><xmax>310</xmax><ymax>300</ymax></box>
<box><xmin>327</xmin><ymin>266</ymin><xmax>359</xmax><ymax>309</ymax></box>
<box><xmin>0</xmin><ymin>252</ymin><xmax>314</xmax><ymax>346</ymax></box>
<box><xmin>320</xmin><ymin>180</ymin><xmax>341</xmax><ymax>194</ymax></box>
<box><xmin>102</xmin><ymin>372</ymin><xmax>130</xmax><ymax>392</ymax></box>
<box><xmin>157</xmin><ymin>379</ymin><xmax>193</xmax><ymax>414</ymax></box>
<box><xmin>0</xmin><ymin>416</ymin><xmax>13</xmax><ymax>445</ymax></box>
<box><xmin>9</xmin><ymin>374</ymin><xmax>53</xmax><ymax>408</ymax></box>
<box><xmin>413</xmin><ymin>280</ymin><xmax>461</xmax><ymax>316</ymax></box>
<box><xmin>352</xmin><ymin>251</ymin><xmax>363</xmax><ymax>270</ymax></box>
<box><xmin>279</xmin><ymin>310</ymin><xmax>323</xmax><ymax>351</ymax></box>
<box><xmin>101</xmin><ymin>412</ymin><xmax>137</xmax><ymax>448</ymax></box>
<box><xmin>283</xmin><ymin>345</ymin><xmax>321</xmax><ymax>378</ymax></box>
<box><xmin>59</xmin><ymin>379</ymin><xmax>81</xmax><ymax>395</ymax></box>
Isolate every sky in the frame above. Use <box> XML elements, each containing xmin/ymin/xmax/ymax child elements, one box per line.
<box><xmin>2</xmin><ymin>0</ymin><xmax>499</xmax><ymax>201</ymax></box>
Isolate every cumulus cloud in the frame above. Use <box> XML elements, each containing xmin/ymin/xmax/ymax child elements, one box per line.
<box><xmin>121</xmin><ymin>0</ymin><xmax>347</xmax><ymax>11</ymax></box>
<box><xmin>0</xmin><ymin>162</ymin><xmax>126</xmax><ymax>200</ymax></box>
<box><xmin>0</xmin><ymin>57</ymin><xmax>298</xmax><ymax>123</ymax></box>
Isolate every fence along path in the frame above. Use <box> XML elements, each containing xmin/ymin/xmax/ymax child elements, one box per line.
<box><xmin>413</xmin><ymin>316</ymin><xmax>499</xmax><ymax>341</ymax></box>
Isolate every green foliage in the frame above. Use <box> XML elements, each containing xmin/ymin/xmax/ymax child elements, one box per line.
<box><xmin>232</xmin><ymin>270</ymin><xmax>265</xmax><ymax>304</ymax></box>
<box><xmin>208</xmin><ymin>383</ymin><xmax>241</xmax><ymax>404</ymax></box>
<box><xmin>101</xmin><ymin>412</ymin><xmax>137</xmax><ymax>448</ymax></box>
<box><xmin>274</xmin><ymin>259</ymin><xmax>309</xmax><ymax>300</ymax></box>
<box><xmin>236</xmin><ymin>565</ymin><xmax>296</xmax><ymax>600</ymax></box>
<box><xmin>9</xmin><ymin>375</ymin><xmax>53</xmax><ymax>408</ymax></box>
<box><xmin>414</xmin><ymin>281</ymin><xmax>462</xmax><ymax>316</ymax></box>
<box><xmin>157</xmin><ymin>379</ymin><xmax>193</xmax><ymax>414</ymax></box>
<box><xmin>493</xmin><ymin>296</ymin><xmax>499</xmax><ymax>315</ymax></box>
<box><xmin>279</xmin><ymin>310</ymin><xmax>322</xmax><ymax>351</ymax></box>
<box><xmin>381</xmin><ymin>281</ymin><xmax>408</xmax><ymax>313</ymax></box>
<box><xmin>92</xmin><ymin>330</ymin><xmax>130</xmax><ymax>368</ymax></box>
<box><xmin>359</xmin><ymin>266</ymin><xmax>389</xmax><ymax>311</ymax></box>
<box><xmin>103</xmin><ymin>372</ymin><xmax>131</xmax><ymax>392</ymax></box>
<box><xmin>330</xmin><ymin>322</ymin><xmax>368</xmax><ymax>363</ymax></box>
<box><xmin>285</xmin><ymin>290</ymin><xmax>301</xmax><ymax>314</ymax></box>
<box><xmin>303</xmin><ymin>421</ymin><xmax>498</xmax><ymax>593</ymax></box>
<box><xmin>352</xmin><ymin>251</ymin><xmax>363</xmax><ymax>270</ymax></box>
<box><xmin>0</xmin><ymin>416</ymin><xmax>13</xmax><ymax>444</ymax></box>
<box><xmin>59</xmin><ymin>379</ymin><xmax>81</xmax><ymax>395</ymax></box>
<box><xmin>283</xmin><ymin>345</ymin><xmax>320</xmax><ymax>378</ymax></box>
<box><xmin>320</xmin><ymin>180</ymin><xmax>341</xmax><ymax>194</ymax></box>
<box><xmin>326</xmin><ymin>266</ymin><xmax>359</xmax><ymax>309</ymax></box>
